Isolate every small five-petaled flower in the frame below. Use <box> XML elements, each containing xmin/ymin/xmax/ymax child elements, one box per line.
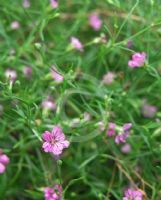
<box><xmin>42</xmin><ymin>126</ymin><xmax>70</xmax><ymax>156</ymax></box>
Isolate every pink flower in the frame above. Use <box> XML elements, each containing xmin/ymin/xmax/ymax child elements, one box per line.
<box><xmin>5</xmin><ymin>69</ymin><xmax>17</xmax><ymax>82</ymax></box>
<box><xmin>128</xmin><ymin>52</ymin><xmax>146</xmax><ymax>68</ymax></box>
<box><xmin>123</xmin><ymin>123</ymin><xmax>132</xmax><ymax>131</ymax></box>
<box><xmin>123</xmin><ymin>188</ymin><xmax>143</xmax><ymax>200</ymax></box>
<box><xmin>42</xmin><ymin>126</ymin><xmax>70</xmax><ymax>156</ymax></box>
<box><xmin>102</xmin><ymin>72</ymin><xmax>116</xmax><ymax>85</ymax></box>
<box><xmin>0</xmin><ymin>151</ymin><xmax>10</xmax><ymax>174</ymax></box>
<box><xmin>107</xmin><ymin>122</ymin><xmax>116</xmax><ymax>136</ymax></box>
<box><xmin>11</xmin><ymin>21</ymin><xmax>20</xmax><ymax>30</ymax></box>
<box><xmin>51</xmin><ymin>67</ymin><xmax>64</xmax><ymax>83</ymax></box>
<box><xmin>89</xmin><ymin>14</ymin><xmax>102</xmax><ymax>31</ymax></box>
<box><xmin>23</xmin><ymin>66</ymin><xmax>32</xmax><ymax>78</ymax></box>
<box><xmin>121</xmin><ymin>143</ymin><xmax>131</xmax><ymax>154</ymax></box>
<box><xmin>44</xmin><ymin>184</ymin><xmax>62</xmax><ymax>200</ymax></box>
<box><xmin>22</xmin><ymin>0</ymin><xmax>30</xmax><ymax>8</ymax></box>
<box><xmin>142</xmin><ymin>104</ymin><xmax>157</xmax><ymax>118</ymax></box>
<box><xmin>115</xmin><ymin>132</ymin><xmax>129</xmax><ymax>144</ymax></box>
<box><xmin>42</xmin><ymin>96</ymin><xmax>56</xmax><ymax>111</ymax></box>
<box><xmin>107</xmin><ymin>123</ymin><xmax>132</xmax><ymax>144</ymax></box>
<box><xmin>70</xmin><ymin>37</ymin><xmax>83</xmax><ymax>52</ymax></box>
<box><xmin>50</xmin><ymin>0</ymin><xmax>58</xmax><ymax>8</ymax></box>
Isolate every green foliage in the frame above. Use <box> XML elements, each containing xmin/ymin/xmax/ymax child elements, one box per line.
<box><xmin>0</xmin><ymin>0</ymin><xmax>161</xmax><ymax>199</ymax></box>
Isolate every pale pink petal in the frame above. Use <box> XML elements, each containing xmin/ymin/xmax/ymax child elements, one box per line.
<box><xmin>42</xmin><ymin>131</ymin><xmax>53</xmax><ymax>142</ymax></box>
<box><xmin>61</xmin><ymin>140</ymin><xmax>70</xmax><ymax>148</ymax></box>
<box><xmin>123</xmin><ymin>123</ymin><xmax>132</xmax><ymax>131</ymax></box>
<box><xmin>0</xmin><ymin>163</ymin><xmax>6</xmax><ymax>174</ymax></box>
<box><xmin>0</xmin><ymin>154</ymin><xmax>10</xmax><ymax>165</ymax></box>
<box><xmin>42</xmin><ymin>142</ymin><xmax>53</xmax><ymax>152</ymax></box>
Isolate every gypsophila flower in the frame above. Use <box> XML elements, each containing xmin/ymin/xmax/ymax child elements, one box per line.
<box><xmin>70</xmin><ymin>37</ymin><xmax>83</xmax><ymax>51</ymax></box>
<box><xmin>142</xmin><ymin>103</ymin><xmax>157</xmax><ymax>118</ymax></box>
<box><xmin>121</xmin><ymin>143</ymin><xmax>131</xmax><ymax>154</ymax></box>
<box><xmin>44</xmin><ymin>184</ymin><xmax>62</xmax><ymax>200</ymax></box>
<box><xmin>42</xmin><ymin>96</ymin><xmax>56</xmax><ymax>111</ymax></box>
<box><xmin>107</xmin><ymin>123</ymin><xmax>132</xmax><ymax>144</ymax></box>
<box><xmin>42</xmin><ymin>126</ymin><xmax>70</xmax><ymax>156</ymax></box>
<box><xmin>5</xmin><ymin>69</ymin><xmax>17</xmax><ymax>83</ymax></box>
<box><xmin>50</xmin><ymin>0</ymin><xmax>58</xmax><ymax>8</ymax></box>
<box><xmin>23</xmin><ymin>66</ymin><xmax>32</xmax><ymax>78</ymax></box>
<box><xmin>128</xmin><ymin>52</ymin><xmax>146</xmax><ymax>68</ymax></box>
<box><xmin>0</xmin><ymin>150</ymin><xmax>10</xmax><ymax>174</ymax></box>
<box><xmin>102</xmin><ymin>72</ymin><xmax>116</xmax><ymax>85</ymax></box>
<box><xmin>22</xmin><ymin>0</ymin><xmax>30</xmax><ymax>8</ymax></box>
<box><xmin>123</xmin><ymin>188</ymin><xmax>143</xmax><ymax>200</ymax></box>
<box><xmin>51</xmin><ymin>67</ymin><xmax>64</xmax><ymax>83</ymax></box>
<box><xmin>11</xmin><ymin>21</ymin><xmax>20</xmax><ymax>30</ymax></box>
<box><xmin>107</xmin><ymin>122</ymin><xmax>116</xmax><ymax>136</ymax></box>
<box><xmin>89</xmin><ymin>14</ymin><xmax>102</xmax><ymax>31</ymax></box>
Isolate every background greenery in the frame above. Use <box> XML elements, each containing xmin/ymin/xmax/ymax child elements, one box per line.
<box><xmin>0</xmin><ymin>0</ymin><xmax>161</xmax><ymax>199</ymax></box>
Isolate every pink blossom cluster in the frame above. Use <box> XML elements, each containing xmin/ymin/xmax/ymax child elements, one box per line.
<box><xmin>123</xmin><ymin>188</ymin><xmax>143</xmax><ymax>200</ymax></box>
<box><xmin>44</xmin><ymin>184</ymin><xmax>62</xmax><ymax>200</ymax></box>
<box><xmin>0</xmin><ymin>150</ymin><xmax>10</xmax><ymax>174</ymax></box>
<box><xmin>107</xmin><ymin>122</ymin><xmax>132</xmax><ymax>144</ymax></box>
<box><xmin>128</xmin><ymin>52</ymin><xmax>146</xmax><ymax>68</ymax></box>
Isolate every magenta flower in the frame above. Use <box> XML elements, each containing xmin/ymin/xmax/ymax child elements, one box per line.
<box><xmin>142</xmin><ymin>104</ymin><xmax>157</xmax><ymax>118</ymax></box>
<box><xmin>42</xmin><ymin>126</ymin><xmax>70</xmax><ymax>156</ymax></box>
<box><xmin>128</xmin><ymin>52</ymin><xmax>146</xmax><ymax>68</ymax></box>
<box><xmin>121</xmin><ymin>143</ymin><xmax>131</xmax><ymax>154</ymax></box>
<box><xmin>0</xmin><ymin>151</ymin><xmax>10</xmax><ymax>174</ymax></box>
<box><xmin>5</xmin><ymin>69</ymin><xmax>17</xmax><ymax>83</ymax></box>
<box><xmin>123</xmin><ymin>123</ymin><xmax>132</xmax><ymax>131</ymax></box>
<box><xmin>44</xmin><ymin>184</ymin><xmax>62</xmax><ymax>200</ymax></box>
<box><xmin>70</xmin><ymin>37</ymin><xmax>83</xmax><ymax>52</ymax></box>
<box><xmin>107</xmin><ymin>123</ymin><xmax>132</xmax><ymax>144</ymax></box>
<box><xmin>42</xmin><ymin>96</ymin><xmax>56</xmax><ymax>111</ymax></box>
<box><xmin>115</xmin><ymin>132</ymin><xmax>129</xmax><ymax>144</ymax></box>
<box><xmin>123</xmin><ymin>188</ymin><xmax>143</xmax><ymax>200</ymax></box>
<box><xmin>107</xmin><ymin>122</ymin><xmax>116</xmax><ymax>136</ymax></box>
<box><xmin>23</xmin><ymin>66</ymin><xmax>32</xmax><ymax>78</ymax></box>
<box><xmin>11</xmin><ymin>21</ymin><xmax>20</xmax><ymax>30</ymax></box>
<box><xmin>115</xmin><ymin>123</ymin><xmax>132</xmax><ymax>144</ymax></box>
<box><xmin>102</xmin><ymin>72</ymin><xmax>116</xmax><ymax>85</ymax></box>
<box><xmin>89</xmin><ymin>14</ymin><xmax>102</xmax><ymax>31</ymax></box>
<box><xmin>22</xmin><ymin>0</ymin><xmax>30</xmax><ymax>8</ymax></box>
<box><xmin>51</xmin><ymin>67</ymin><xmax>64</xmax><ymax>83</ymax></box>
<box><xmin>50</xmin><ymin>0</ymin><xmax>58</xmax><ymax>8</ymax></box>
